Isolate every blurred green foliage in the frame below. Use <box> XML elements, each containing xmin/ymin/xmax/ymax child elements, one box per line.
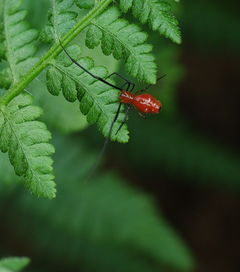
<box><xmin>0</xmin><ymin>134</ymin><xmax>194</xmax><ymax>272</ymax></box>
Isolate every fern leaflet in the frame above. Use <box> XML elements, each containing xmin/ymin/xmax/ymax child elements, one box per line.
<box><xmin>0</xmin><ymin>93</ymin><xmax>56</xmax><ymax>198</ymax></box>
<box><xmin>47</xmin><ymin>45</ymin><xmax>129</xmax><ymax>142</ymax></box>
<box><xmin>0</xmin><ymin>257</ymin><xmax>30</xmax><ymax>272</ymax></box>
<box><xmin>118</xmin><ymin>0</ymin><xmax>181</xmax><ymax>44</ymax></box>
<box><xmin>75</xmin><ymin>0</ymin><xmax>95</xmax><ymax>9</ymax></box>
<box><xmin>41</xmin><ymin>0</ymin><xmax>78</xmax><ymax>43</ymax></box>
<box><xmin>3</xmin><ymin>0</ymin><xmax>39</xmax><ymax>84</ymax></box>
<box><xmin>86</xmin><ymin>6</ymin><xmax>157</xmax><ymax>83</ymax></box>
<box><xmin>36</xmin><ymin>90</ymin><xmax>89</xmax><ymax>134</ymax></box>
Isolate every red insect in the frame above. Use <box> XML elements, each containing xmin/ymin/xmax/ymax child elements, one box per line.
<box><xmin>58</xmin><ymin>39</ymin><xmax>164</xmax><ymax>139</ymax></box>
<box><xmin>120</xmin><ymin>91</ymin><xmax>162</xmax><ymax>114</ymax></box>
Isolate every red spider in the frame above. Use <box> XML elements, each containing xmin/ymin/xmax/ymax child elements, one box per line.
<box><xmin>58</xmin><ymin>39</ymin><xmax>164</xmax><ymax>139</ymax></box>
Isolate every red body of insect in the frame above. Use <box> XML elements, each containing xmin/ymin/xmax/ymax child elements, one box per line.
<box><xmin>120</xmin><ymin>90</ymin><xmax>162</xmax><ymax>114</ymax></box>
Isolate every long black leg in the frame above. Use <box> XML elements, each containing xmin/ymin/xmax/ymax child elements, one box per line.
<box><xmin>98</xmin><ymin>102</ymin><xmax>122</xmax><ymax>159</ymax></box>
<box><xmin>109</xmin><ymin>102</ymin><xmax>122</xmax><ymax>137</ymax></box>
<box><xmin>102</xmin><ymin>102</ymin><xmax>123</xmax><ymax>152</ymax></box>
<box><xmin>106</xmin><ymin>72</ymin><xmax>135</xmax><ymax>92</ymax></box>
<box><xmin>106</xmin><ymin>72</ymin><xmax>132</xmax><ymax>85</ymax></box>
<box><xmin>122</xmin><ymin>81</ymin><xmax>135</xmax><ymax>92</ymax></box>
<box><xmin>138</xmin><ymin>112</ymin><xmax>146</xmax><ymax>118</ymax></box>
<box><xmin>115</xmin><ymin>105</ymin><xmax>132</xmax><ymax>135</ymax></box>
<box><xmin>85</xmin><ymin>102</ymin><xmax>122</xmax><ymax>181</ymax></box>
<box><xmin>57</xmin><ymin>37</ymin><xmax>123</xmax><ymax>91</ymax></box>
<box><xmin>120</xmin><ymin>81</ymin><xmax>131</xmax><ymax>91</ymax></box>
<box><xmin>129</xmin><ymin>83</ymin><xmax>135</xmax><ymax>93</ymax></box>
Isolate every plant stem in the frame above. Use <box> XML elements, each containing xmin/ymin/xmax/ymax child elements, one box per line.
<box><xmin>0</xmin><ymin>0</ymin><xmax>113</xmax><ymax>106</ymax></box>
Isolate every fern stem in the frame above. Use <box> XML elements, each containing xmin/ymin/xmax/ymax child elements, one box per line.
<box><xmin>0</xmin><ymin>0</ymin><xmax>113</xmax><ymax>106</ymax></box>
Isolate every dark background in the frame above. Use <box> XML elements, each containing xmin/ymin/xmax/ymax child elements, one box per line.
<box><xmin>108</xmin><ymin>0</ymin><xmax>240</xmax><ymax>271</ymax></box>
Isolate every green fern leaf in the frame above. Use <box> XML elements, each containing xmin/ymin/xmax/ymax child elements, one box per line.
<box><xmin>42</xmin><ymin>93</ymin><xmax>89</xmax><ymax>134</ymax></box>
<box><xmin>3</xmin><ymin>0</ymin><xmax>39</xmax><ymax>84</ymax></box>
<box><xmin>0</xmin><ymin>93</ymin><xmax>56</xmax><ymax>199</ymax></box>
<box><xmin>31</xmin><ymin>77</ymin><xmax>88</xmax><ymax>133</ymax></box>
<box><xmin>41</xmin><ymin>0</ymin><xmax>78</xmax><ymax>43</ymax></box>
<box><xmin>118</xmin><ymin>0</ymin><xmax>181</xmax><ymax>44</ymax></box>
<box><xmin>47</xmin><ymin>45</ymin><xmax>129</xmax><ymax>142</ymax></box>
<box><xmin>0</xmin><ymin>151</ymin><xmax>19</xmax><ymax>189</ymax></box>
<box><xmin>86</xmin><ymin>6</ymin><xmax>157</xmax><ymax>83</ymax></box>
<box><xmin>0</xmin><ymin>257</ymin><xmax>30</xmax><ymax>272</ymax></box>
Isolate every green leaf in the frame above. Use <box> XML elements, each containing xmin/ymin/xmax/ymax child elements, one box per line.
<box><xmin>3</xmin><ymin>0</ymin><xmax>39</xmax><ymax>84</ymax></box>
<box><xmin>0</xmin><ymin>151</ymin><xmax>18</xmax><ymax>186</ymax></box>
<box><xmin>47</xmin><ymin>45</ymin><xmax>129</xmax><ymax>142</ymax></box>
<box><xmin>41</xmin><ymin>0</ymin><xmax>78</xmax><ymax>42</ymax></box>
<box><xmin>33</xmin><ymin>80</ymin><xmax>89</xmax><ymax>133</ymax></box>
<box><xmin>87</xmin><ymin>6</ymin><xmax>157</xmax><ymax>83</ymax></box>
<box><xmin>42</xmin><ymin>94</ymin><xmax>88</xmax><ymax>133</ymax></box>
<box><xmin>0</xmin><ymin>257</ymin><xmax>30</xmax><ymax>272</ymax></box>
<box><xmin>75</xmin><ymin>0</ymin><xmax>94</xmax><ymax>9</ymax></box>
<box><xmin>118</xmin><ymin>0</ymin><xmax>181</xmax><ymax>44</ymax></box>
<box><xmin>0</xmin><ymin>67</ymin><xmax>12</xmax><ymax>89</ymax></box>
<box><xmin>0</xmin><ymin>93</ymin><xmax>56</xmax><ymax>199</ymax></box>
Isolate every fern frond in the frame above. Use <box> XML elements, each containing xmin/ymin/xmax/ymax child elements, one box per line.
<box><xmin>86</xmin><ymin>6</ymin><xmax>157</xmax><ymax>83</ymax></box>
<box><xmin>3</xmin><ymin>0</ymin><xmax>39</xmax><ymax>84</ymax></box>
<box><xmin>47</xmin><ymin>45</ymin><xmax>129</xmax><ymax>142</ymax></box>
<box><xmin>0</xmin><ymin>93</ymin><xmax>56</xmax><ymax>198</ymax></box>
<box><xmin>0</xmin><ymin>257</ymin><xmax>30</xmax><ymax>272</ymax></box>
<box><xmin>46</xmin><ymin>95</ymin><xmax>89</xmax><ymax>133</ymax></box>
<box><xmin>32</xmin><ymin>78</ymin><xmax>88</xmax><ymax>133</ymax></box>
<box><xmin>118</xmin><ymin>0</ymin><xmax>181</xmax><ymax>44</ymax></box>
<box><xmin>41</xmin><ymin>0</ymin><xmax>78</xmax><ymax>43</ymax></box>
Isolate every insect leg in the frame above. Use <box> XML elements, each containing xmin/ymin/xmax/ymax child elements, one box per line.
<box><xmin>115</xmin><ymin>105</ymin><xmax>132</xmax><ymax>135</ymax></box>
<box><xmin>86</xmin><ymin>102</ymin><xmax>122</xmax><ymax>181</ymax></box>
<box><xmin>107</xmin><ymin>81</ymin><xmax>132</xmax><ymax>139</ymax></box>
<box><xmin>56</xmin><ymin>36</ymin><xmax>123</xmax><ymax>91</ymax></box>
<box><xmin>120</xmin><ymin>81</ymin><xmax>132</xmax><ymax>91</ymax></box>
<box><xmin>106</xmin><ymin>72</ymin><xmax>131</xmax><ymax>84</ymax></box>
<box><xmin>138</xmin><ymin>112</ymin><xmax>147</xmax><ymax>118</ymax></box>
<box><xmin>106</xmin><ymin>72</ymin><xmax>135</xmax><ymax>91</ymax></box>
<box><xmin>129</xmin><ymin>82</ymin><xmax>135</xmax><ymax>93</ymax></box>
